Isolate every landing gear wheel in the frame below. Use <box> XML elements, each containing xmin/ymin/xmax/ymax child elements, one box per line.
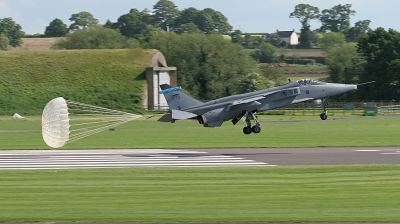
<box><xmin>243</xmin><ymin>126</ymin><xmax>252</xmax><ymax>135</ymax></box>
<box><xmin>252</xmin><ymin>125</ymin><xmax>261</xmax><ymax>134</ymax></box>
<box><xmin>320</xmin><ymin>113</ymin><xmax>328</xmax><ymax>120</ymax></box>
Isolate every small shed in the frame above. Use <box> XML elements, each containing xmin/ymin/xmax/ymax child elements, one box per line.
<box><xmin>276</xmin><ymin>29</ymin><xmax>299</xmax><ymax>45</ymax></box>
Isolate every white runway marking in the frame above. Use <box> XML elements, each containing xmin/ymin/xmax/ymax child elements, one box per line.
<box><xmin>0</xmin><ymin>149</ymin><xmax>274</xmax><ymax>170</ymax></box>
<box><xmin>353</xmin><ymin>150</ymin><xmax>381</xmax><ymax>152</ymax></box>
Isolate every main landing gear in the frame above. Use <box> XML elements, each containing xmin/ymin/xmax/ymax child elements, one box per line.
<box><xmin>320</xmin><ymin>97</ymin><xmax>328</xmax><ymax>120</ymax></box>
<box><xmin>242</xmin><ymin>111</ymin><xmax>261</xmax><ymax>135</ymax></box>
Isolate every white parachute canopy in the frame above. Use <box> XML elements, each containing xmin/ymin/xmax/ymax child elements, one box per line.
<box><xmin>13</xmin><ymin>113</ymin><xmax>25</xmax><ymax>119</ymax></box>
<box><xmin>42</xmin><ymin>97</ymin><xmax>142</xmax><ymax>148</ymax></box>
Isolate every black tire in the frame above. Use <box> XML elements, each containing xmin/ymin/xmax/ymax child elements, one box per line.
<box><xmin>320</xmin><ymin>113</ymin><xmax>328</xmax><ymax>120</ymax></box>
<box><xmin>243</xmin><ymin>126</ymin><xmax>252</xmax><ymax>135</ymax></box>
<box><xmin>252</xmin><ymin>125</ymin><xmax>261</xmax><ymax>134</ymax></box>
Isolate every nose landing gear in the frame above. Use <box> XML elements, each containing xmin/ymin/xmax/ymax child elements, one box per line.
<box><xmin>320</xmin><ymin>97</ymin><xmax>328</xmax><ymax>120</ymax></box>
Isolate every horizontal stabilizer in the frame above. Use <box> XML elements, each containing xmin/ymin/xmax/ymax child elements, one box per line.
<box><xmin>158</xmin><ymin>112</ymin><xmax>172</xmax><ymax>122</ymax></box>
<box><xmin>171</xmin><ymin>109</ymin><xmax>197</xmax><ymax>120</ymax></box>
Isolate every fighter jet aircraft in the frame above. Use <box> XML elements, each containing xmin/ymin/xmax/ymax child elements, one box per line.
<box><xmin>158</xmin><ymin>79</ymin><xmax>358</xmax><ymax>134</ymax></box>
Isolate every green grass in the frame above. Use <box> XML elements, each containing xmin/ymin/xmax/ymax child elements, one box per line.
<box><xmin>0</xmin><ymin>49</ymin><xmax>154</xmax><ymax>115</ymax></box>
<box><xmin>1</xmin><ymin>114</ymin><xmax>399</xmax><ymax>149</ymax></box>
<box><xmin>1</xmin><ymin>165</ymin><xmax>400</xmax><ymax>222</ymax></box>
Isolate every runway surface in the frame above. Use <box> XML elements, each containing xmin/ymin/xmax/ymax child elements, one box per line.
<box><xmin>0</xmin><ymin>147</ymin><xmax>399</xmax><ymax>170</ymax></box>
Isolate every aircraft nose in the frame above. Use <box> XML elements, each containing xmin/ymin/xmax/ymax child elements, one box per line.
<box><xmin>325</xmin><ymin>83</ymin><xmax>357</xmax><ymax>96</ymax></box>
<box><xmin>345</xmin><ymin>84</ymin><xmax>357</xmax><ymax>91</ymax></box>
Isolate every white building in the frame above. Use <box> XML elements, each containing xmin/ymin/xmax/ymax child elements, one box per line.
<box><xmin>276</xmin><ymin>29</ymin><xmax>299</xmax><ymax>45</ymax></box>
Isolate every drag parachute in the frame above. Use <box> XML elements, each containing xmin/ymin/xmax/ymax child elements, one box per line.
<box><xmin>42</xmin><ymin>97</ymin><xmax>142</xmax><ymax>148</ymax></box>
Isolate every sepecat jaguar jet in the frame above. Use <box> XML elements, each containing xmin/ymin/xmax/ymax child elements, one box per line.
<box><xmin>158</xmin><ymin>79</ymin><xmax>360</xmax><ymax>134</ymax></box>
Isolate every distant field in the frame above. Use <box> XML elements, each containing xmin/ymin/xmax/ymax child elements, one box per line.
<box><xmin>12</xmin><ymin>38</ymin><xmax>57</xmax><ymax>51</ymax></box>
<box><xmin>277</xmin><ymin>49</ymin><xmax>324</xmax><ymax>57</ymax></box>
<box><xmin>14</xmin><ymin>38</ymin><xmax>325</xmax><ymax>58</ymax></box>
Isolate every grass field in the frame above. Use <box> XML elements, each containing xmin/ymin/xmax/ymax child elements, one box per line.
<box><xmin>1</xmin><ymin>165</ymin><xmax>400</xmax><ymax>222</ymax></box>
<box><xmin>1</xmin><ymin>114</ymin><xmax>400</xmax><ymax>149</ymax></box>
<box><xmin>1</xmin><ymin>115</ymin><xmax>400</xmax><ymax>222</ymax></box>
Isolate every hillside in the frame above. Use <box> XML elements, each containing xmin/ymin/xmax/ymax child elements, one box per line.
<box><xmin>12</xmin><ymin>38</ymin><xmax>58</xmax><ymax>51</ymax></box>
<box><xmin>0</xmin><ymin>49</ymin><xmax>157</xmax><ymax>115</ymax></box>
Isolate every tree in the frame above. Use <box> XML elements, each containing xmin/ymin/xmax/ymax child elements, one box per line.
<box><xmin>195</xmin><ymin>8</ymin><xmax>232</xmax><ymax>34</ymax></box>
<box><xmin>251</xmin><ymin>42</ymin><xmax>277</xmax><ymax>63</ymax></box>
<box><xmin>290</xmin><ymin>4</ymin><xmax>320</xmax><ymax>28</ymax></box>
<box><xmin>319</xmin><ymin>4</ymin><xmax>356</xmax><ymax>33</ymax></box>
<box><xmin>0</xmin><ymin>17</ymin><xmax>25</xmax><ymax>47</ymax></box>
<box><xmin>357</xmin><ymin>27</ymin><xmax>400</xmax><ymax>100</ymax></box>
<box><xmin>346</xmin><ymin>20</ymin><xmax>371</xmax><ymax>42</ymax></box>
<box><xmin>143</xmin><ymin>32</ymin><xmax>258</xmax><ymax>99</ymax></box>
<box><xmin>0</xmin><ymin>33</ymin><xmax>10</xmax><ymax>50</ymax></box>
<box><xmin>236</xmin><ymin>73</ymin><xmax>267</xmax><ymax>94</ymax></box>
<box><xmin>230</xmin><ymin>29</ymin><xmax>244</xmax><ymax>45</ymax></box>
<box><xmin>115</xmin><ymin>9</ymin><xmax>156</xmax><ymax>40</ymax></box>
<box><xmin>53</xmin><ymin>27</ymin><xmax>139</xmax><ymax>49</ymax></box>
<box><xmin>299</xmin><ymin>26</ymin><xmax>311</xmax><ymax>48</ymax></box>
<box><xmin>174</xmin><ymin>7</ymin><xmax>199</xmax><ymax>30</ymax></box>
<box><xmin>152</xmin><ymin>0</ymin><xmax>180</xmax><ymax>31</ymax></box>
<box><xmin>290</xmin><ymin>4</ymin><xmax>319</xmax><ymax>48</ymax></box>
<box><xmin>317</xmin><ymin>32</ymin><xmax>346</xmax><ymax>50</ymax></box>
<box><xmin>45</xmin><ymin>18</ymin><xmax>69</xmax><ymax>37</ymax></box>
<box><xmin>69</xmin><ymin>11</ymin><xmax>99</xmax><ymax>31</ymax></box>
<box><xmin>176</xmin><ymin>23</ymin><xmax>202</xmax><ymax>34</ymax></box>
<box><xmin>325</xmin><ymin>42</ymin><xmax>360</xmax><ymax>83</ymax></box>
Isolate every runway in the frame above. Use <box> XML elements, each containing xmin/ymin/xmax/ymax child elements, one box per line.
<box><xmin>0</xmin><ymin>147</ymin><xmax>399</xmax><ymax>170</ymax></box>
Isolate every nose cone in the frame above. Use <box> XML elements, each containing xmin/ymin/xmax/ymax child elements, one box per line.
<box><xmin>326</xmin><ymin>83</ymin><xmax>357</xmax><ymax>96</ymax></box>
<box><xmin>345</xmin><ymin>84</ymin><xmax>357</xmax><ymax>91</ymax></box>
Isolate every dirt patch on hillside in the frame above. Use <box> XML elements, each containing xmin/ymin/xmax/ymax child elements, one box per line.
<box><xmin>277</xmin><ymin>49</ymin><xmax>325</xmax><ymax>57</ymax></box>
<box><xmin>12</xmin><ymin>38</ymin><xmax>58</xmax><ymax>51</ymax></box>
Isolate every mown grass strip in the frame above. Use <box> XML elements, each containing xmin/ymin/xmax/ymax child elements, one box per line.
<box><xmin>0</xmin><ymin>165</ymin><xmax>400</xmax><ymax>222</ymax></box>
<box><xmin>0</xmin><ymin>115</ymin><xmax>399</xmax><ymax>149</ymax></box>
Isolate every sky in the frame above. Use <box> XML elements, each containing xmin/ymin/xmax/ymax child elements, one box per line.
<box><xmin>0</xmin><ymin>0</ymin><xmax>398</xmax><ymax>35</ymax></box>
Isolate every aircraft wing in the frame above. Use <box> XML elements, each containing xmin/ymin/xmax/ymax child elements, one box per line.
<box><xmin>225</xmin><ymin>91</ymin><xmax>280</xmax><ymax>111</ymax></box>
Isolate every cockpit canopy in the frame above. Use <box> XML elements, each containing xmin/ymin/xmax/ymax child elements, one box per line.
<box><xmin>297</xmin><ymin>79</ymin><xmax>326</xmax><ymax>86</ymax></box>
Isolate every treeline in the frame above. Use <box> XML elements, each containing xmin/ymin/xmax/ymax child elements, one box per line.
<box><xmin>1</xmin><ymin>0</ymin><xmax>399</xmax><ymax>102</ymax></box>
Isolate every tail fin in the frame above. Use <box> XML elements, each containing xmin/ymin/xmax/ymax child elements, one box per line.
<box><xmin>160</xmin><ymin>84</ymin><xmax>203</xmax><ymax>110</ymax></box>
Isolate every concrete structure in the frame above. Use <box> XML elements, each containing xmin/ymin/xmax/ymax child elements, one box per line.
<box><xmin>276</xmin><ymin>29</ymin><xmax>299</xmax><ymax>45</ymax></box>
<box><xmin>143</xmin><ymin>51</ymin><xmax>177</xmax><ymax>110</ymax></box>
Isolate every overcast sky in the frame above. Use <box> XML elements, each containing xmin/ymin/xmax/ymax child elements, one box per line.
<box><xmin>0</xmin><ymin>0</ymin><xmax>398</xmax><ymax>35</ymax></box>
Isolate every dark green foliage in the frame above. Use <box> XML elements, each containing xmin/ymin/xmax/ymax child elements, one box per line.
<box><xmin>173</xmin><ymin>7</ymin><xmax>232</xmax><ymax>34</ymax></box>
<box><xmin>68</xmin><ymin>11</ymin><xmax>99</xmax><ymax>31</ymax></box>
<box><xmin>0</xmin><ymin>33</ymin><xmax>10</xmax><ymax>50</ymax></box>
<box><xmin>357</xmin><ymin>27</ymin><xmax>400</xmax><ymax>100</ymax></box>
<box><xmin>0</xmin><ymin>17</ymin><xmax>25</xmax><ymax>47</ymax></box>
<box><xmin>299</xmin><ymin>26</ymin><xmax>311</xmax><ymax>48</ymax></box>
<box><xmin>319</xmin><ymin>4</ymin><xmax>355</xmax><ymax>33</ymax></box>
<box><xmin>114</xmin><ymin>9</ymin><xmax>155</xmax><ymax>40</ymax></box>
<box><xmin>251</xmin><ymin>42</ymin><xmax>277</xmax><ymax>63</ymax></box>
<box><xmin>52</xmin><ymin>27</ymin><xmax>139</xmax><ymax>49</ymax></box>
<box><xmin>346</xmin><ymin>20</ymin><xmax>371</xmax><ymax>42</ymax></box>
<box><xmin>45</xmin><ymin>18</ymin><xmax>69</xmax><ymax>37</ymax></box>
<box><xmin>175</xmin><ymin>22</ymin><xmax>202</xmax><ymax>34</ymax></box>
<box><xmin>153</xmin><ymin>0</ymin><xmax>180</xmax><ymax>31</ymax></box>
<box><xmin>143</xmin><ymin>32</ymin><xmax>258</xmax><ymax>99</ymax></box>
<box><xmin>0</xmin><ymin>49</ymin><xmax>155</xmax><ymax>115</ymax></box>
<box><xmin>290</xmin><ymin>4</ymin><xmax>320</xmax><ymax>28</ymax></box>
